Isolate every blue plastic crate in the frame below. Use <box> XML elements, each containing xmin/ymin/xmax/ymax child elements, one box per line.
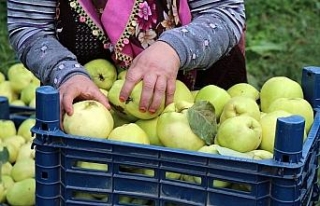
<box><xmin>0</xmin><ymin>96</ymin><xmax>36</xmax><ymax>135</ymax></box>
<box><xmin>9</xmin><ymin>105</ymin><xmax>35</xmax><ymax>115</ymax></box>
<box><xmin>0</xmin><ymin>96</ymin><xmax>35</xmax><ymax>127</ymax></box>
<box><xmin>31</xmin><ymin>66</ymin><xmax>320</xmax><ymax>206</ymax></box>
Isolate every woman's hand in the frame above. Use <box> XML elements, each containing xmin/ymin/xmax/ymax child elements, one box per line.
<box><xmin>120</xmin><ymin>41</ymin><xmax>181</xmax><ymax>113</ymax></box>
<box><xmin>58</xmin><ymin>74</ymin><xmax>110</xmax><ymax>120</ymax></box>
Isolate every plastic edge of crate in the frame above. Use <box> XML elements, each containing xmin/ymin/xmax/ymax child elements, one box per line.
<box><xmin>32</xmin><ymin>108</ymin><xmax>320</xmax><ymax>171</ymax></box>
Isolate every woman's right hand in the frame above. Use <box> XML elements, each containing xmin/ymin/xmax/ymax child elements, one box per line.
<box><xmin>58</xmin><ymin>74</ymin><xmax>110</xmax><ymax>126</ymax></box>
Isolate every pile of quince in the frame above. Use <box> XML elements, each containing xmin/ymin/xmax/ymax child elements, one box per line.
<box><xmin>0</xmin><ymin>63</ymin><xmax>40</xmax><ymax>108</ymax></box>
<box><xmin>0</xmin><ymin>117</ymin><xmax>36</xmax><ymax>206</ymax></box>
<box><xmin>64</xmin><ymin>59</ymin><xmax>313</xmax><ymax>161</ymax></box>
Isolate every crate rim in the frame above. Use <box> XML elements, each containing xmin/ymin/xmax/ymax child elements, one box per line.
<box><xmin>32</xmin><ymin>110</ymin><xmax>320</xmax><ymax>171</ymax></box>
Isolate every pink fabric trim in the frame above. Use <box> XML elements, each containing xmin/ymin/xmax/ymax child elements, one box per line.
<box><xmin>100</xmin><ymin>0</ymin><xmax>192</xmax><ymax>61</ymax></box>
<box><xmin>179</xmin><ymin>0</ymin><xmax>192</xmax><ymax>25</ymax></box>
<box><xmin>78</xmin><ymin>0</ymin><xmax>104</xmax><ymax>31</ymax></box>
<box><xmin>101</xmin><ymin>0</ymin><xmax>134</xmax><ymax>47</ymax></box>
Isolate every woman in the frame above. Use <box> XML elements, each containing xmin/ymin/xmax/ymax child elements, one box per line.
<box><xmin>7</xmin><ymin>0</ymin><xmax>246</xmax><ymax>117</ymax></box>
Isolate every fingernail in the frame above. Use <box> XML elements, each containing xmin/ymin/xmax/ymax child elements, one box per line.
<box><xmin>149</xmin><ymin>109</ymin><xmax>156</xmax><ymax>114</ymax></box>
<box><xmin>140</xmin><ymin>107</ymin><xmax>146</xmax><ymax>113</ymax></box>
<box><xmin>119</xmin><ymin>97</ymin><xmax>125</xmax><ymax>102</ymax></box>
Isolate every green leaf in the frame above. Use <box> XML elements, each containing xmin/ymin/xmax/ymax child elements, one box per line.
<box><xmin>246</xmin><ymin>40</ymin><xmax>286</xmax><ymax>57</ymax></box>
<box><xmin>215</xmin><ymin>145</ymin><xmax>255</xmax><ymax>159</ymax></box>
<box><xmin>0</xmin><ymin>146</ymin><xmax>9</xmax><ymax>181</ymax></box>
<box><xmin>187</xmin><ymin>100</ymin><xmax>217</xmax><ymax>145</ymax></box>
<box><xmin>0</xmin><ymin>146</ymin><xmax>9</xmax><ymax>164</ymax></box>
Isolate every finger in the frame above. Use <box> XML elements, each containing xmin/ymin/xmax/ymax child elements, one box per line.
<box><xmin>59</xmin><ymin>88</ymin><xmax>77</xmax><ymax>131</ymax></box>
<box><xmin>148</xmin><ymin>75</ymin><xmax>166</xmax><ymax>113</ymax></box>
<box><xmin>61</xmin><ymin>90</ymin><xmax>76</xmax><ymax>116</ymax></box>
<box><xmin>120</xmin><ymin>66</ymin><xmax>142</xmax><ymax>102</ymax></box>
<box><xmin>59</xmin><ymin>92</ymin><xmax>66</xmax><ymax>130</ymax></box>
<box><xmin>140</xmin><ymin>73</ymin><xmax>157</xmax><ymax>112</ymax></box>
<box><xmin>165</xmin><ymin>78</ymin><xmax>176</xmax><ymax>106</ymax></box>
<box><xmin>92</xmin><ymin>90</ymin><xmax>111</xmax><ymax>110</ymax></box>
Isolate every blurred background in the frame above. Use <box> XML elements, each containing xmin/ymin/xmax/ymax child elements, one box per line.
<box><xmin>0</xmin><ymin>0</ymin><xmax>319</xmax><ymax>89</ymax></box>
<box><xmin>244</xmin><ymin>0</ymin><xmax>320</xmax><ymax>89</ymax></box>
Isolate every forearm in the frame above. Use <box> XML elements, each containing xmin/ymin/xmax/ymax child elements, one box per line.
<box><xmin>7</xmin><ymin>0</ymin><xmax>89</xmax><ymax>88</ymax></box>
<box><xmin>159</xmin><ymin>0</ymin><xmax>246</xmax><ymax>70</ymax></box>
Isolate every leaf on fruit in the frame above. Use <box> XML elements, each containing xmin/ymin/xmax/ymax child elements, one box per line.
<box><xmin>216</xmin><ymin>146</ymin><xmax>255</xmax><ymax>159</ymax></box>
<box><xmin>0</xmin><ymin>146</ymin><xmax>9</xmax><ymax>164</ymax></box>
<box><xmin>187</xmin><ymin>100</ymin><xmax>217</xmax><ymax>145</ymax></box>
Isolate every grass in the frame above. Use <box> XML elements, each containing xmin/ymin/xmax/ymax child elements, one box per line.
<box><xmin>245</xmin><ymin>0</ymin><xmax>320</xmax><ymax>88</ymax></box>
<box><xmin>0</xmin><ymin>1</ymin><xmax>16</xmax><ymax>77</ymax></box>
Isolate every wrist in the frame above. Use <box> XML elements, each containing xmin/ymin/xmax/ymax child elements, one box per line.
<box><xmin>156</xmin><ymin>40</ymin><xmax>181</xmax><ymax>69</ymax></box>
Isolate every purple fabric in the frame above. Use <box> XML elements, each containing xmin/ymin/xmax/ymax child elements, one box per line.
<box><xmin>101</xmin><ymin>0</ymin><xmax>134</xmax><ymax>46</ymax></box>
<box><xmin>100</xmin><ymin>0</ymin><xmax>191</xmax><ymax>61</ymax></box>
<box><xmin>179</xmin><ymin>0</ymin><xmax>192</xmax><ymax>25</ymax></box>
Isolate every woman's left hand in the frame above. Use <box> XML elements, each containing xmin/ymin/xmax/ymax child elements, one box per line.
<box><xmin>120</xmin><ymin>41</ymin><xmax>180</xmax><ymax>114</ymax></box>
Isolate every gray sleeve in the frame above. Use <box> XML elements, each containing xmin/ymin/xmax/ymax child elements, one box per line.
<box><xmin>158</xmin><ymin>0</ymin><xmax>246</xmax><ymax>70</ymax></box>
<box><xmin>7</xmin><ymin>0</ymin><xmax>90</xmax><ymax>88</ymax></box>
